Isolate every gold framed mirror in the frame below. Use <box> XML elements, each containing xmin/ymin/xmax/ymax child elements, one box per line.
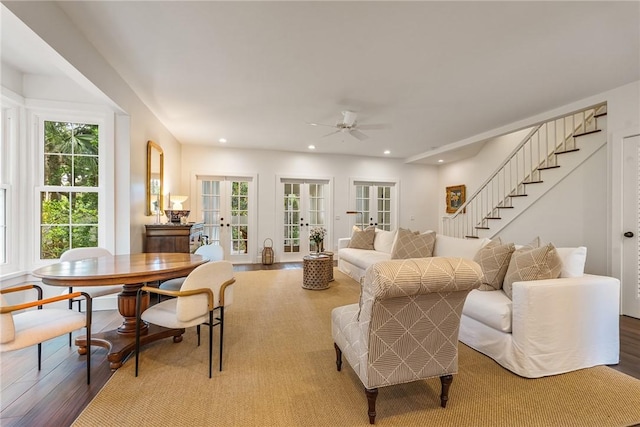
<box><xmin>146</xmin><ymin>140</ymin><xmax>164</xmax><ymax>216</ymax></box>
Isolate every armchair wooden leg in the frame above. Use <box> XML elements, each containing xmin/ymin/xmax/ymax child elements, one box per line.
<box><xmin>365</xmin><ymin>387</ymin><xmax>378</xmax><ymax>424</ymax></box>
<box><xmin>334</xmin><ymin>343</ymin><xmax>342</xmax><ymax>371</ymax></box>
<box><xmin>440</xmin><ymin>374</ymin><xmax>453</xmax><ymax>408</ymax></box>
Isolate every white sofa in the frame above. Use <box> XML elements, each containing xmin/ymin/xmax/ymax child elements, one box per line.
<box><xmin>337</xmin><ymin>231</ymin><xmax>620</xmax><ymax>378</ymax></box>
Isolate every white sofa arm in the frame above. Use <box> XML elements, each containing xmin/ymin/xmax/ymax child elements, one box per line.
<box><xmin>338</xmin><ymin>238</ymin><xmax>351</xmax><ymax>250</ymax></box>
<box><xmin>511</xmin><ymin>274</ymin><xmax>620</xmax><ymax>376</ymax></box>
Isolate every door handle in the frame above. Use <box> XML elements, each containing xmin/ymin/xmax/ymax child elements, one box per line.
<box><xmin>624</xmin><ymin>231</ymin><xmax>634</xmax><ymax>238</ymax></box>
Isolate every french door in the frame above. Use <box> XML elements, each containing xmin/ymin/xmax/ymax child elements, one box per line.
<box><xmin>622</xmin><ymin>135</ymin><xmax>640</xmax><ymax>319</ymax></box>
<box><xmin>278</xmin><ymin>177</ymin><xmax>331</xmax><ymax>261</ymax></box>
<box><xmin>194</xmin><ymin>175</ymin><xmax>255</xmax><ymax>263</ymax></box>
<box><xmin>351</xmin><ymin>179</ymin><xmax>397</xmax><ymax>231</ymax></box>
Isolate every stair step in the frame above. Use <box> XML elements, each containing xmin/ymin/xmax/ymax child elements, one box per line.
<box><xmin>484</xmin><ymin>217</ymin><xmax>501</xmax><ymax>220</ymax></box>
<box><xmin>496</xmin><ymin>206</ymin><xmax>514</xmax><ymax>209</ymax></box>
<box><xmin>537</xmin><ymin>165</ymin><xmax>560</xmax><ymax>171</ymax></box>
<box><xmin>508</xmin><ymin>194</ymin><xmax>528</xmax><ymax>197</ymax></box>
<box><xmin>573</xmin><ymin>129</ymin><xmax>601</xmax><ymax>138</ymax></box>
<box><xmin>523</xmin><ymin>180</ymin><xmax>543</xmax><ymax>184</ymax></box>
<box><xmin>475</xmin><ymin>226</ymin><xmax>490</xmax><ymax>230</ymax></box>
<box><xmin>555</xmin><ymin>148</ymin><xmax>580</xmax><ymax>155</ymax></box>
<box><xmin>594</xmin><ymin>112</ymin><xmax>607</xmax><ymax>118</ymax></box>
<box><xmin>465</xmin><ymin>235</ymin><xmax>480</xmax><ymax>239</ymax></box>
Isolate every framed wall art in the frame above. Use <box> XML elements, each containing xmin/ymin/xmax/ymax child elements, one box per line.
<box><xmin>446</xmin><ymin>184</ymin><xmax>466</xmax><ymax>214</ymax></box>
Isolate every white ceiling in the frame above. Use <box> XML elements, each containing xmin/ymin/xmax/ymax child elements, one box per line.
<box><xmin>4</xmin><ymin>1</ymin><xmax>640</xmax><ymax>162</ymax></box>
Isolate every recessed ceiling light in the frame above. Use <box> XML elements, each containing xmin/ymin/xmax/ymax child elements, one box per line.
<box><xmin>383</xmin><ymin>150</ymin><xmax>391</xmax><ymax>155</ymax></box>
<box><xmin>438</xmin><ymin>159</ymin><xmax>444</xmax><ymax>163</ymax></box>
<box><xmin>308</xmin><ymin>145</ymin><xmax>316</xmax><ymax>150</ymax></box>
<box><xmin>219</xmin><ymin>138</ymin><xmax>227</xmax><ymax>143</ymax></box>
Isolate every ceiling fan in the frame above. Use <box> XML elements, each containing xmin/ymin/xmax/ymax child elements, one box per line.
<box><xmin>308</xmin><ymin>110</ymin><xmax>389</xmax><ymax>141</ymax></box>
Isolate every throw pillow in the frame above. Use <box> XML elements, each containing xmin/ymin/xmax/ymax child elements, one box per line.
<box><xmin>390</xmin><ymin>228</ymin><xmax>436</xmax><ymax>259</ymax></box>
<box><xmin>373</xmin><ymin>228</ymin><xmax>397</xmax><ymax>254</ymax></box>
<box><xmin>556</xmin><ymin>246</ymin><xmax>587</xmax><ymax>277</ymax></box>
<box><xmin>473</xmin><ymin>238</ymin><xmax>516</xmax><ymax>291</ymax></box>
<box><xmin>348</xmin><ymin>225</ymin><xmax>375</xmax><ymax>250</ymax></box>
<box><xmin>502</xmin><ymin>243</ymin><xmax>562</xmax><ymax>299</ymax></box>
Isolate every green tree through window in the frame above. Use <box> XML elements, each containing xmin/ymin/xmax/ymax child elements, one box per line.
<box><xmin>40</xmin><ymin>121</ymin><xmax>99</xmax><ymax>259</ymax></box>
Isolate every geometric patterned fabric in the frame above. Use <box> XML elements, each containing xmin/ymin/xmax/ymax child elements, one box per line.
<box><xmin>332</xmin><ymin>257</ymin><xmax>483</xmax><ymax>389</ymax></box>
<box><xmin>502</xmin><ymin>243</ymin><xmax>562</xmax><ymax>299</ymax></box>
<box><xmin>347</xmin><ymin>226</ymin><xmax>376</xmax><ymax>250</ymax></box>
<box><xmin>473</xmin><ymin>238</ymin><xmax>515</xmax><ymax>291</ymax></box>
<box><xmin>390</xmin><ymin>228</ymin><xmax>436</xmax><ymax>259</ymax></box>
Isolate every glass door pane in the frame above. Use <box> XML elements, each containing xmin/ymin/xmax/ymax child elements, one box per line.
<box><xmin>283</xmin><ymin>183</ymin><xmax>300</xmax><ymax>253</ymax></box>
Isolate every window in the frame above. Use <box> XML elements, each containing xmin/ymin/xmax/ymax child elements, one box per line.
<box><xmin>39</xmin><ymin>120</ymin><xmax>100</xmax><ymax>259</ymax></box>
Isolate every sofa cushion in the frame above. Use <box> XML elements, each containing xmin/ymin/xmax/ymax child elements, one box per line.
<box><xmin>462</xmin><ymin>289</ymin><xmax>513</xmax><ymax>333</ymax></box>
<box><xmin>502</xmin><ymin>243</ymin><xmax>562</xmax><ymax>299</ymax></box>
<box><xmin>348</xmin><ymin>226</ymin><xmax>375</xmax><ymax>250</ymax></box>
<box><xmin>339</xmin><ymin>248</ymin><xmax>391</xmax><ymax>270</ymax></box>
<box><xmin>373</xmin><ymin>228</ymin><xmax>397</xmax><ymax>254</ymax></box>
<box><xmin>433</xmin><ymin>234</ymin><xmax>491</xmax><ymax>259</ymax></box>
<box><xmin>473</xmin><ymin>238</ymin><xmax>515</xmax><ymax>290</ymax></box>
<box><xmin>390</xmin><ymin>228</ymin><xmax>436</xmax><ymax>259</ymax></box>
<box><xmin>556</xmin><ymin>246</ymin><xmax>587</xmax><ymax>277</ymax></box>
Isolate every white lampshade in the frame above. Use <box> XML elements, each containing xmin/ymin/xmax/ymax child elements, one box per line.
<box><xmin>171</xmin><ymin>195</ymin><xmax>188</xmax><ymax>210</ymax></box>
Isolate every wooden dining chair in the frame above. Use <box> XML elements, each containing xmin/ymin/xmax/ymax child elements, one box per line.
<box><xmin>1</xmin><ymin>285</ymin><xmax>92</xmax><ymax>384</ymax></box>
<box><xmin>135</xmin><ymin>260</ymin><xmax>235</xmax><ymax>378</ymax></box>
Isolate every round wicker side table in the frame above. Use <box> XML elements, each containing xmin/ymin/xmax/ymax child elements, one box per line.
<box><xmin>302</xmin><ymin>255</ymin><xmax>331</xmax><ymax>290</ymax></box>
<box><xmin>321</xmin><ymin>251</ymin><xmax>334</xmax><ymax>281</ymax></box>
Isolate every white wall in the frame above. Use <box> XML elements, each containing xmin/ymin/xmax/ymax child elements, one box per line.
<box><xmin>180</xmin><ymin>146</ymin><xmax>439</xmax><ymax>260</ymax></box>
<box><xmin>437</xmin><ymin>81</ymin><xmax>640</xmax><ymax>277</ymax></box>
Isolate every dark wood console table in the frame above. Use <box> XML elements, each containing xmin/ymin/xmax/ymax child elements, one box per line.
<box><xmin>144</xmin><ymin>223</ymin><xmax>204</xmax><ymax>253</ymax></box>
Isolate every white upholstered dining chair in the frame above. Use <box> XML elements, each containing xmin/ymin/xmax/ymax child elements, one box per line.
<box><xmin>1</xmin><ymin>284</ymin><xmax>92</xmax><ymax>383</ymax></box>
<box><xmin>135</xmin><ymin>260</ymin><xmax>235</xmax><ymax>378</ymax></box>
<box><xmin>157</xmin><ymin>244</ymin><xmax>224</xmax><ymax>299</ymax></box>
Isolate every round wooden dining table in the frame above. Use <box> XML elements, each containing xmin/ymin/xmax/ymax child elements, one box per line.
<box><xmin>32</xmin><ymin>252</ymin><xmax>207</xmax><ymax>370</ymax></box>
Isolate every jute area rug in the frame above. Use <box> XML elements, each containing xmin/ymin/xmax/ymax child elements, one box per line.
<box><xmin>74</xmin><ymin>269</ymin><xmax>640</xmax><ymax>427</ymax></box>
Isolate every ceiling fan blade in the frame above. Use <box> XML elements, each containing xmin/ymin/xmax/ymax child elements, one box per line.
<box><xmin>349</xmin><ymin>129</ymin><xmax>369</xmax><ymax>141</ymax></box>
<box><xmin>306</xmin><ymin>121</ymin><xmax>335</xmax><ymax>128</ymax></box>
<box><xmin>356</xmin><ymin>123</ymin><xmax>392</xmax><ymax>131</ymax></box>
<box><xmin>322</xmin><ymin>130</ymin><xmax>341</xmax><ymax>138</ymax></box>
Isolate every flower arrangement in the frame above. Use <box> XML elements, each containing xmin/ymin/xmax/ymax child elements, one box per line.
<box><xmin>309</xmin><ymin>226</ymin><xmax>326</xmax><ymax>246</ymax></box>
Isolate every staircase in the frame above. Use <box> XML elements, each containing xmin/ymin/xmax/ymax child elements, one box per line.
<box><xmin>442</xmin><ymin>103</ymin><xmax>607</xmax><ymax>239</ymax></box>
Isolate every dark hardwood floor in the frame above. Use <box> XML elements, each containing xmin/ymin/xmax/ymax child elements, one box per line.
<box><xmin>2</xmin><ymin>263</ymin><xmax>639</xmax><ymax>427</ymax></box>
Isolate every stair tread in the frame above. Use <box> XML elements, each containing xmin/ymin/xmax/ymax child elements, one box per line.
<box><xmin>594</xmin><ymin>112</ymin><xmax>607</xmax><ymax>118</ymax></box>
<box><xmin>573</xmin><ymin>129</ymin><xmax>601</xmax><ymax>138</ymax></box>
<box><xmin>555</xmin><ymin>148</ymin><xmax>580</xmax><ymax>155</ymax></box>
<box><xmin>465</xmin><ymin>235</ymin><xmax>480</xmax><ymax>239</ymax></box>
<box><xmin>496</xmin><ymin>206</ymin><xmax>514</xmax><ymax>209</ymax></box>
<box><xmin>523</xmin><ymin>180</ymin><xmax>543</xmax><ymax>184</ymax></box>
<box><xmin>537</xmin><ymin>165</ymin><xmax>560</xmax><ymax>170</ymax></box>
<box><xmin>475</xmin><ymin>226</ymin><xmax>490</xmax><ymax>230</ymax></box>
<box><xmin>509</xmin><ymin>194</ymin><xmax>528</xmax><ymax>197</ymax></box>
<box><xmin>485</xmin><ymin>217</ymin><xmax>501</xmax><ymax>220</ymax></box>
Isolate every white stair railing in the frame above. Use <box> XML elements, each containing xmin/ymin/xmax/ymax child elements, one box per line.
<box><xmin>443</xmin><ymin>103</ymin><xmax>606</xmax><ymax>238</ymax></box>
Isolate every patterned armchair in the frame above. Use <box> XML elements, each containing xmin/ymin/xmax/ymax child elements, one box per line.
<box><xmin>332</xmin><ymin>257</ymin><xmax>483</xmax><ymax>424</ymax></box>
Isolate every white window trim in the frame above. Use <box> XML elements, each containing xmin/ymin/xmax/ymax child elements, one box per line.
<box><xmin>28</xmin><ymin>103</ymin><xmax>115</xmax><ymax>267</ymax></box>
<box><xmin>0</xmin><ymin>92</ymin><xmax>24</xmax><ymax>277</ymax></box>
